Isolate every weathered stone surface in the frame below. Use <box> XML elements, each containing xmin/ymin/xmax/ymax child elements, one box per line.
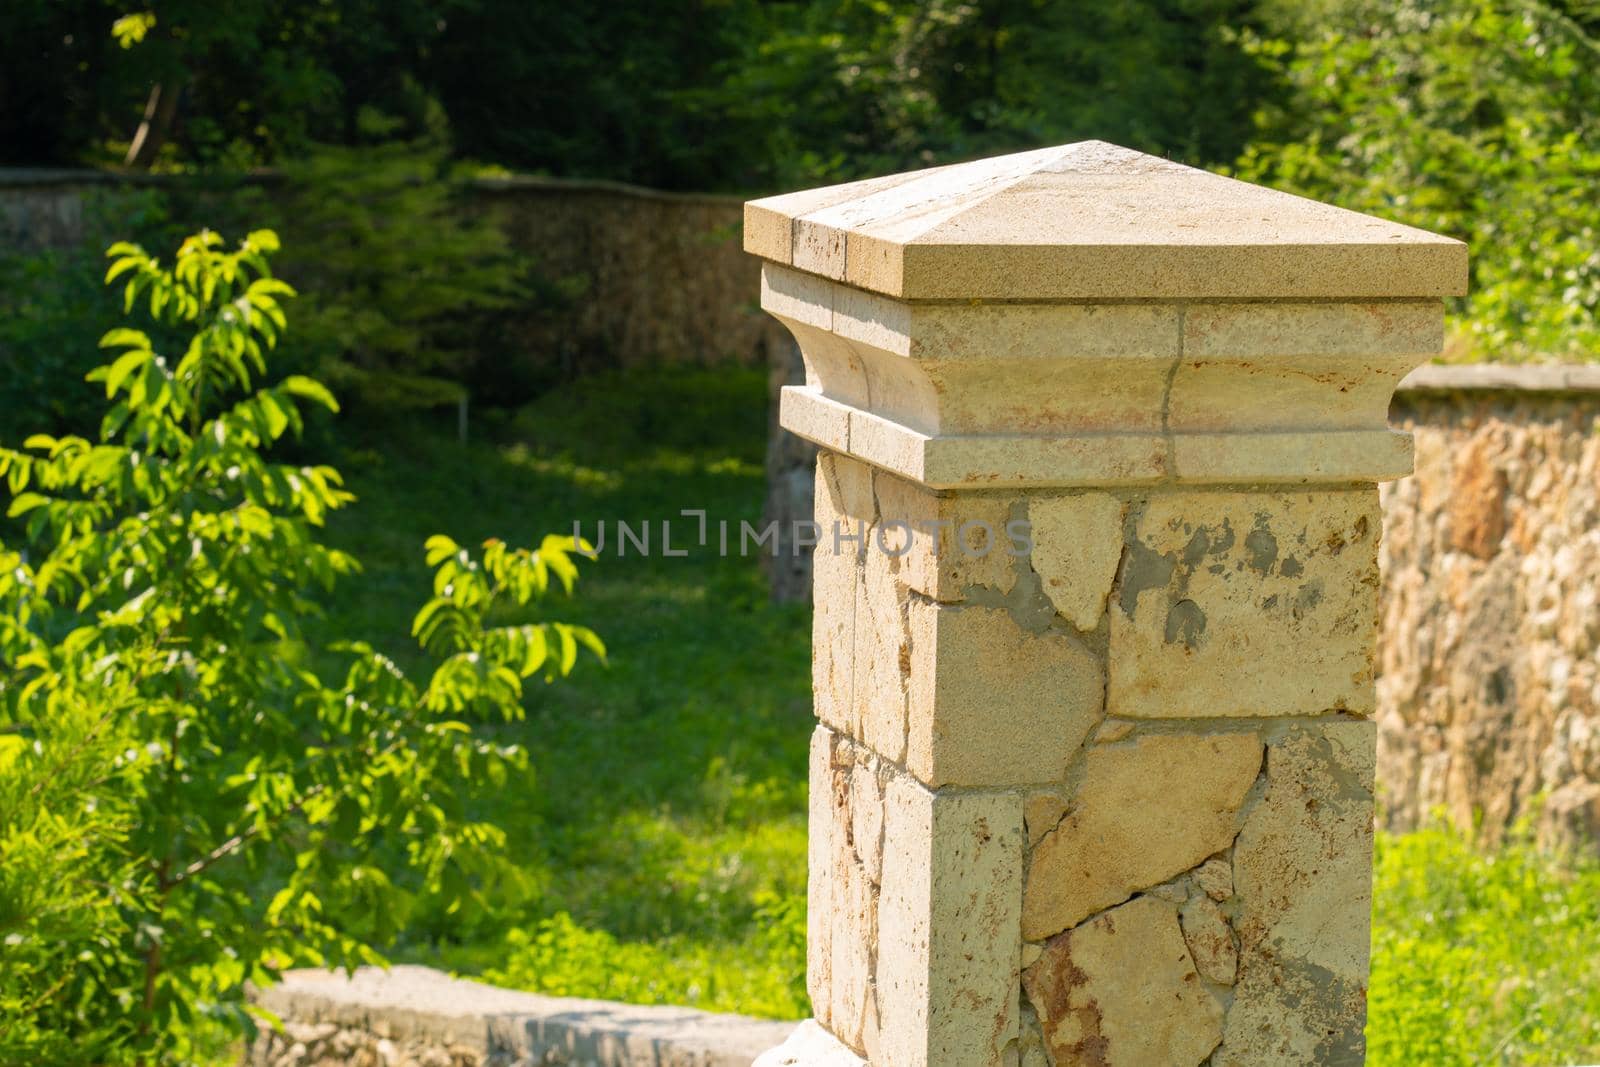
<box><xmin>1023</xmin><ymin>896</ymin><xmax>1223</xmax><ymax>1067</ymax></box>
<box><xmin>870</xmin><ymin>472</ymin><xmax>1019</xmax><ymax>600</ymax></box>
<box><xmin>1022</xmin><ymin>732</ymin><xmax>1262</xmax><ymax>940</ymax></box>
<box><xmin>1179</xmin><ymin>893</ymin><xmax>1238</xmax><ymax>985</ymax></box>
<box><xmin>249</xmin><ymin>965</ymin><xmax>792</xmax><ymax>1067</ymax></box>
<box><xmin>806</xmin><ymin>728</ymin><xmax>836</xmax><ymax>1028</ymax></box>
<box><xmin>1216</xmin><ymin>720</ymin><xmax>1374</xmax><ymax>1067</ymax></box>
<box><xmin>1023</xmin><ymin>791</ymin><xmax>1068</xmax><ymax>847</ymax></box>
<box><xmin>1010</xmin><ymin>1000</ymin><xmax>1051</xmax><ymax>1067</ymax></box>
<box><xmin>906</xmin><ymin>603</ymin><xmax>1103</xmax><ymax>788</ymax></box>
<box><xmin>813</xmin><ymin>455</ymin><xmax>869</xmax><ymax>734</ymax></box>
<box><xmin>1381</xmin><ymin>382</ymin><xmax>1600</xmax><ymax>847</ymax></box>
<box><xmin>1170</xmin><ymin>303</ymin><xmax>1441</xmax><ymax>439</ymax></box>
<box><xmin>804</xmin><ymin>728</ymin><xmax>888</xmax><ymax>1053</ymax></box>
<box><xmin>878</xmin><ymin>777</ymin><xmax>1023</xmax><ymax>1067</ymax></box>
<box><xmin>854</xmin><ymin>522</ymin><xmax>912</xmax><ymax>763</ymax></box>
<box><xmin>1191</xmin><ymin>856</ymin><xmax>1234</xmax><ymax>902</ymax></box>
<box><xmin>1028</xmin><ymin>493</ymin><xmax>1127</xmax><ymax>631</ymax></box>
<box><xmin>850</xmin><ymin>760</ymin><xmax>887</xmax><ymax>886</ymax></box>
<box><xmin>818</xmin><ymin>735</ymin><xmax>884</xmax><ymax>1053</ymax></box>
<box><xmin>1109</xmin><ymin>490</ymin><xmax>1381</xmax><ymax>718</ymax></box>
<box><xmin>746</xmin><ymin>141</ymin><xmax>1466</xmax><ymax>300</ymax></box>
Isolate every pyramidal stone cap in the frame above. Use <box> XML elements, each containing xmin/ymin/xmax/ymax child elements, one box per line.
<box><xmin>745</xmin><ymin>141</ymin><xmax>1467</xmax><ymax>300</ymax></box>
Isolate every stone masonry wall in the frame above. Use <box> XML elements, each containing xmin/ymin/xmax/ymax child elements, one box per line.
<box><xmin>1380</xmin><ymin>366</ymin><xmax>1600</xmax><ymax>846</ymax></box>
<box><xmin>0</xmin><ymin>169</ymin><xmax>786</xmax><ymax>375</ymax></box>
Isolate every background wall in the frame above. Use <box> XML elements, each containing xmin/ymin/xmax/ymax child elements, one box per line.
<box><xmin>0</xmin><ymin>169</ymin><xmax>785</xmax><ymax>378</ymax></box>
<box><xmin>1381</xmin><ymin>366</ymin><xmax>1600</xmax><ymax>847</ymax></box>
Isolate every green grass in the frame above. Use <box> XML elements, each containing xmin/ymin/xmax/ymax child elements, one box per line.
<box><xmin>317</xmin><ymin>366</ymin><xmax>1600</xmax><ymax>1054</ymax></box>
<box><xmin>1370</xmin><ymin>825</ymin><xmax>1600</xmax><ymax>1066</ymax></box>
<box><xmin>316</xmin><ymin>366</ymin><xmax>811</xmax><ymax>1018</ymax></box>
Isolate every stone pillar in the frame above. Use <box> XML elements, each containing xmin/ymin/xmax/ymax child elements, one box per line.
<box><xmin>746</xmin><ymin>142</ymin><xmax>1466</xmax><ymax>1067</ymax></box>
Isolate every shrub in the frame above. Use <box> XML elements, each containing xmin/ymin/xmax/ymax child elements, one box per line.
<box><xmin>0</xmin><ymin>186</ymin><xmax>178</xmax><ymax>435</ymax></box>
<box><xmin>248</xmin><ymin>111</ymin><xmax>532</xmax><ymax>411</ymax></box>
<box><xmin>0</xmin><ymin>228</ymin><xmax>601</xmax><ymax>1061</ymax></box>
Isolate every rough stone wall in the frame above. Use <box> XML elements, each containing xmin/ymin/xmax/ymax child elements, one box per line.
<box><xmin>0</xmin><ymin>170</ymin><xmax>107</xmax><ymax>251</ymax></box>
<box><xmin>478</xmin><ymin>177</ymin><xmax>784</xmax><ymax>371</ymax></box>
<box><xmin>1380</xmin><ymin>374</ymin><xmax>1600</xmax><ymax>846</ymax></box>
<box><xmin>251</xmin><ymin>1021</ymin><xmax>482</xmax><ymax>1067</ymax></box>
<box><xmin>0</xmin><ymin>170</ymin><xmax>785</xmax><ymax>374</ymax></box>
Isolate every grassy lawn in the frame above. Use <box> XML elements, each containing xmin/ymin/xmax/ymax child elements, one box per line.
<box><xmin>316</xmin><ymin>365</ymin><xmax>811</xmax><ymax>1018</ymax></box>
<box><xmin>317</xmin><ymin>366</ymin><xmax>1600</xmax><ymax>1063</ymax></box>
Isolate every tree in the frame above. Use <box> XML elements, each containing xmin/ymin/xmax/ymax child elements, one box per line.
<box><xmin>0</xmin><ymin>229</ymin><xmax>602</xmax><ymax>1060</ymax></box>
<box><xmin>1238</xmin><ymin>0</ymin><xmax>1600</xmax><ymax>358</ymax></box>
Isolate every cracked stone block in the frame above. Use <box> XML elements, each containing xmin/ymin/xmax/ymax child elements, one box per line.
<box><xmin>1109</xmin><ymin>490</ymin><xmax>1381</xmax><ymax>718</ymax></box>
<box><xmin>807</xmin><ymin>728</ymin><xmax>836</xmax><ymax>1029</ymax></box>
<box><xmin>1023</xmin><ymin>895</ymin><xmax>1223</xmax><ymax>1067</ymax></box>
<box><xmin>1022</xmin><ymin>732</ymin><xmax>1263</xmax><ymax>940</ymax></box>
<box><xmin>807</xmin><ymin>729</ymin><xmax>882</xmax><ymax>1052</ymax></box>
<box><xmin>1216</xmin><ymin>719</ymin><xmax>1375</xmax><ymax>1067</ymax></box>
<box><xmin>906</xmin><ymin>603</ymin><xmax>1103</xmax><ymax>788</ymax></box>
<box><xmin>877</xmin><ymin>775</ymin><xmax>1023</xmax><ymax>1067</ymax></box>
<box><xmin>814</xmin><ymin>455</ymin><xmax>870</xmax><ymax>734</ymax></box>
<box><xmin>854</xmin><ymin>528</ymin><xmax>912</xmax><ymax>763</ymax></box>
<box><xmin>850</xmin><ymin>761</ymin><xmax>887</xmax><ymax>886</ymax></box>
<box><xmin>871</xmin><ymin>472</ymin><xmax>1021</xmax><ymax>601</ymax></box>
<box><xmin>1179</xmin><ymin>893</ymin><xmax>1238</xmax><ymax>985</ymax></box>
<box><xmin>1028</xmin><ymin>492</ymin><xmax>1128</xmax><ymax>631</ymax></box>
<box><xmin>1024</xmin><ymin>791</ymin><xmax>1069</xmax><ymax>847</ymax></box>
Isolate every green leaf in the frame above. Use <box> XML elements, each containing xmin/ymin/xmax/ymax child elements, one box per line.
<box><xmin>424</xmin><ymin>535</ymin><xmax>460</xmax><ymax>566</ymax></box>
<box><xmin>7</xmin><ymin>492</ymin><xmax>49</xmax><ymax>518</ymax></box>
<box><xmin>98</xmin><ymin>327</ymin><xmax>152</xmax><ymax>351</ymax></box>
<box><xmin>282</xmin><ymin>375</ymin><xmax>339</xmax><ymax>413</ymax></box>
<box><xmin>102</xmin><ymin>349</ymin><xmax>151</xmax><ymax>398</ymax></box>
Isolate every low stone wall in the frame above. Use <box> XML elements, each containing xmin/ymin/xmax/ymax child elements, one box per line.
<box><xmin>1381</xmin><ymin>363</ymin><xmax>1600</xmax><ymax>845</ymax></box>
<box><xmin>0</xmin><ymin>169</ymin><xmax>786</xmax><ymax>375</ymax></box>
<box><xmin>247</xmin><ymin>965</ymin><xmax>796</xmax><ymax>1067</ymax></box>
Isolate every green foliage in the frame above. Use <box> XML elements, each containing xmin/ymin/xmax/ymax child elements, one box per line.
<box><xmin>0</xmin><ymin>669</ymin><xmax>149</xmax><ymax>1062</ymax></box>
<box><xmin>0</xmin><ymin>187</ymin><xmax>178</xmax><ymax>434</ymax></box>
<box><xmin>715</xmin><ymin>0</ymin><xmax>1279</xmax><ymax>188</ymax></box>
<box><xmin>1238</xmin><ymin>0</ymin><xmax>1600</xmax><ymax>359</ymax></box>
<box><xmin>1369</xmin><ymin>823</ymin><xmax>1600</xmax><ymax>1065</ymax></box>
<box><xmin>480</xmin><ymin>899</ymin><xmax>805</xmax><ymax>1019</ymax></box>
<box><xmin>4</xmin><ymin>0</ymin><xmax>1279</xmax><ymax>183</ymax></box>
<box><xmin>246</xmin><ymin>114</ymin><xmax>529</xmax><ymax>402</ymax></box>
<box><xmin>0</xmin><ymin>0</ymin><xmax>449</xmax><ymax>167</ymax></box>
<box><xmin>0</xmin><ymin>229</ymin><xmax>600</xmax><ymax>1061</ymax></box>
<box><xmin>428</xmin><ymin>0</ymin><xmax>1278</xmax><ymax>189</ymax></box>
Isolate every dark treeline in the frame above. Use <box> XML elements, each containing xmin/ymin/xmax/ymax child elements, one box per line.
<box><xmin>2</xmin><ymin>0</ymin><xmax>1597</xmax><ymax>357</ymax></box>
<box><xmin>2</xmin><ymin>0</ymin><xmax>1283</xmax><ymax>187</ymax></box>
